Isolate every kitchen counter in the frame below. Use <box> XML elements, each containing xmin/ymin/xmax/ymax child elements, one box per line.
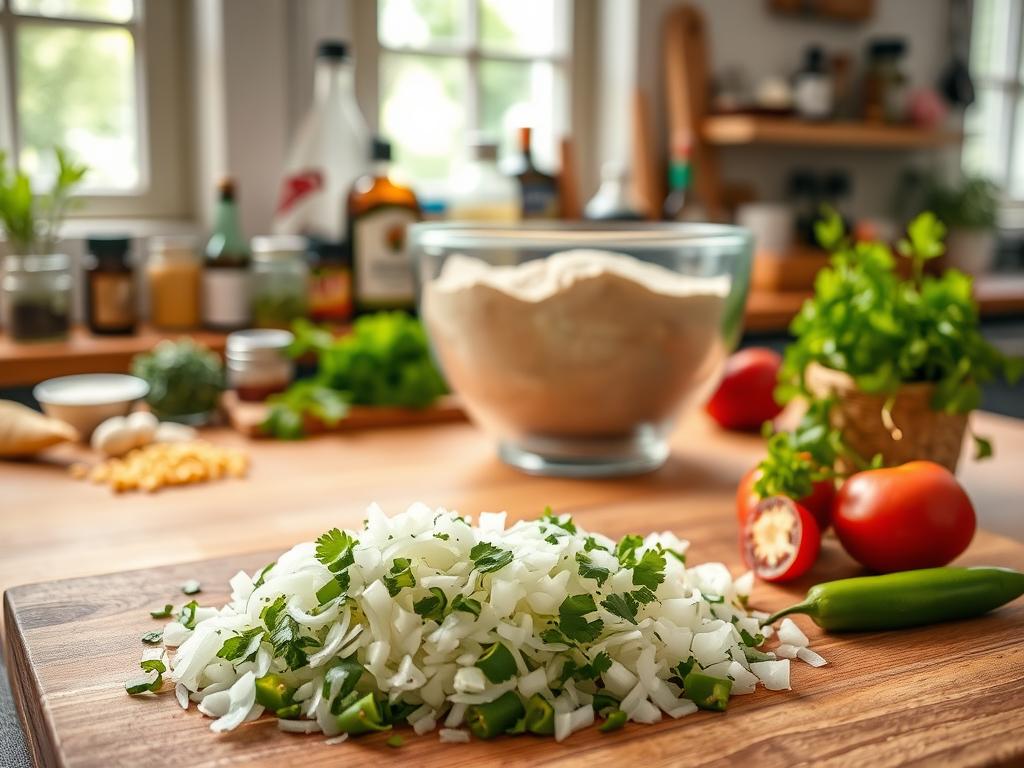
<box><xmin>1</xmin><ymin>410</ymin><xmax>1023</xmax><ymax>765</ymax></box>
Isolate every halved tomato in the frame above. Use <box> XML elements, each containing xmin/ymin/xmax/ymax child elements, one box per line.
<box><xmin>742</xmin><ymin>496</ymin><xmax>821</xmax><ymax>582</ymax></box>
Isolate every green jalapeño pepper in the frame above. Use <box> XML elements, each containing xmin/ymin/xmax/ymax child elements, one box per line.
<box><xmin>683</xmin><ymin>671</ymin><xmax>732</xmax><ymax>711</ymax></box>
<box><xmin>466</xmin><ymin>691</ymin><xmax>525</xmax><ymax>739</ymax></box>
<box><xmin>523</xmin><ymin>693</ymin><xmax>555</xmax><ymax>735</ymax></box>
<box><xmin>766</xmin><ymin>566</ymin><xmax>1024</xmax><ymax>632</ymax></box>
<box><xmin>254</xmin><ymin>673</ymin><xmax>294</xmax><ymax>711</ymax></box>
<box><xmin>336</xmin><ymin>692</ymin><xmax>391</xmax><ymax>735</ymax></box>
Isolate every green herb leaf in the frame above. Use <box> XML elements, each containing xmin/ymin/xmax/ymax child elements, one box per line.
<box><xmin>413</xmin><ymin>587</ymin><xmax>448</xmax><ymax>622</ymax></box>
<box><xmin>557</xmin><ymin>593</ymin><xmax>604</xmax><ymax>644</ymax></box>
<box><xmin>614</xmin><ymin>535</ymin><xmax>643</xmax><ymax>567</ymax></box>
<box><xmin>631</xmin><ymin>548</ymin><xmax>666</xmax><ymax>591</ymax></box>
<box><xmin>601</xmin><ymin>593</ymin><xmax>639</xmax><ymax>624</ymax></box>
<box><xmin>433</xmin><ymin>532</ymin><xmax>450</xmax><ymax>541</ymax></box>
<box><xmin>315</xmin><ymin>528</ymin><xmax>356</xmax><ymax>569</ymax></box>
<box><xmin>383</xmin><ymin>557</ymin><xmax>416</xmax><ymax>596</ymax></box>
<box><xmin>216</xmin><ymin>627</ymin><xmax>264</xmax><ymax>661</ymax></box>
<box><xmin>575</xmin><ymin>553</ymin><xmax>610</xmax><ymax>587</ymax></box>
<box><xmin>541</xmin><ymin>506</ymin><xmax>577</xmax><ymax>534</ymax></box>
<box><xmin>470</xmin><ymin>541</ymin><xmax>513</xmax><ymax>574</ymax></box>
<box><xmin>142</xmin><ymin>630</ymin><xmax>163</xmax><ymax>645</ymax></box>
<box><xmin>253</xmin><ymin>563</ymin><xmax>275</xmax><ymax>588</ymax></box>
<box><xmin>149</xmin><ymin>604</ymin><xmax>174</xmax><ymax>619</ymax></box>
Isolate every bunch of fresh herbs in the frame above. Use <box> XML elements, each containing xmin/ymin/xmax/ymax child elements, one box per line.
<box><xmin>0</xmin><ymin>147</ymin><xmax>87</xmax><ymax>254</ymax></box>
<box><xmin>262</xmin><ymin>312</ymin><xmax>447</xmax><ymax>439</ymax></box>
<box><xmin>132</xmin><ymin>339</ymin><xmax>225</xmax><ymax>420</ymax></box>
<box><xmin>777</xmin><ymin>211</ymin><xmax>1022</xmax><ymax>437</ymax></box>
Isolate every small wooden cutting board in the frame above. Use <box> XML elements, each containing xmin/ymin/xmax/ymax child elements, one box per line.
<box><xmin>222</xmin><ymin>391</ymin><xmax>466</xmax><ymax>437</ymax></box>
<box><xmin>7</xmin><ymin>525</ymin><xmax>1024</xmax><ymax>768</ymax></box>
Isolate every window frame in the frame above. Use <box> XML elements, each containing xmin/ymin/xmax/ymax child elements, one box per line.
<box><xmin>0</xmin><ymin>0</ymin><xmax>190</xmax><ymax>220</ymax></box>
<box><xmin>354</xmin><ymin>0</ymin><xmax>587</xmax><ymax>191</ymax></box>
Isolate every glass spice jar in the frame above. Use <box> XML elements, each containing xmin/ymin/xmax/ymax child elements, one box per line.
<box><xmin>250</xmin><ymin>235</ymin><xmax>310</xmax><ymax>329</ymax></box>
<box><xmin>147</xmin><ymin>235</ymin><xmax>201</xmax><ymax>330</ymax></box>
<box><xmin>2</xmin><ymin>254</ymin><xmax>73</xmax><ymax>342</ymax></box>
<box><xmin>225</xmin><ymin>328</ymin><xmax>295</xmax><ymax>401</ymax></box>
<box><xmin>84</xmin><ymin>235</ymin><xmax>136</xmax><ymax>335</ymax></box>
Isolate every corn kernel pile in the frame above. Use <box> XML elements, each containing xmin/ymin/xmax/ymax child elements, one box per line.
<box><xmin>71</xmin><ymin>440</ymin><xmax>249</xmax><ymax>493</ymax></box>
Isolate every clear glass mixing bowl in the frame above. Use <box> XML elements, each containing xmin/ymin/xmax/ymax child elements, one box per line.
<box><xmin>411</xmin><ymin>222</ymin><xmax>753</xmax><ymax>477</ymax></box>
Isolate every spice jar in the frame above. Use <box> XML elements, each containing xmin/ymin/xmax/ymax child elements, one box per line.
<box><xmin>2</xmin><ymin>254</ymin><xmax>73</xmax><ymax>342</ymax></box>
<box><xmin>84</xmin><ymin>235</ymin><xmax>136</xmax><ymax>335</ymax></box>
<box><xmin>250</xmin><ymin>236</ymin><xmax>310</xmax><ymax>329</ymax></box>
<box><xmin>147</xmin><ymin>236</ymin><xmax>201</xmax><ymax>330</ymax></box>
<box><xmin>226</xmin><ymin>329</ymin><xmax>295</xmax><ymax>401</ymax></box>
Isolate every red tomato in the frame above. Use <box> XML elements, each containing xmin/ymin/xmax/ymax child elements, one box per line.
<box><xmin>705</xmin><ymin>348</ymin><xmax>784</xmax><ymax>431</ymax></box>
<box><xmin>832</xmin><ymin>461</ymin><xmax>976</xmax><ymax>573</ymax></box>
<box><xmin>736</xmin><ymin>466</ymin><xmax>836</xmax><ymax>532</ymax></box>
<box><xmin>742</xmin><ymin>496</ymin><xmax>821</xmax><ymax>582</ymax></box>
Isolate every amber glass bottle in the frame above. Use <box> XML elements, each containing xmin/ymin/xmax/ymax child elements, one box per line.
<box><xmin>347</xmin><ymin>138</ymin><xmax>421</xmax><ymax>314</ymax></box>
<box><xmin>509</xmin><ymin>126</ymin><xmax>559</xmax><ymax>219</ymax></box>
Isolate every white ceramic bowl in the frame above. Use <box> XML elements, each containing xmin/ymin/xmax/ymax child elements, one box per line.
<box><xmin>33</xmin><ymin>374</ymin><xmax>150</xmax><ymax>440</ymax></box>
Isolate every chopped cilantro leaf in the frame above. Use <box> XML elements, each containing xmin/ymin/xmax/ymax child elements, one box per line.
<box><xmin>140</xmin><ymin>659</ymin><xmax>166</xmax><ymax>674</ymax></box>
<box><xmin>541</xmin><ymin>507</ymin><xmax>577</xmax><ymax>534</ymax></box>
<box><xmin>383</xmin><ymin>558</ymin><xmax>416</xmax><ymax>596</ymax></box>
<box><xmin>584</xmin><ymin>536</ymin><xmax>610</xmax><ymax>553</ymax></box>
<box><xmin>433</xmin><ymin>532</ymin><xmax>450</xmax><ymax>541</ymax></box>
<box><xmin>614</xmin><ymin>534</ymin><xmax>644</xmax><ymax>566</ymax></box>
<box><xmin>575</xmin><ymin>553</ymin><xmax>610</xmax><ymax>587</ymax></box>
<box><xmin>631</xmin><ymin>549</ymin><xmax>666</xmax><ymax>591</ymax></box>
<box><xmin>601</xmin><ymin>593</ymin><xmax>639</xmax><ymax>624</ymax></box>
<box><xmin>315</xmin><ymin>528</ymin><xmax>357</xmax><ymax>571</ymax></box>
<box><xmin>470</xmin><ymin>541</ymin><xmax>513</xmax><ymax>574</ymax></box>
<box><xmin>413</xmin><ymin>587</ymin><xmax>447</xmax><ymax>621</ymax></box>
<box><xmin>141</xmin><ymin>630</ymin><xmax>163</xmax><ymax>645</ymax></box>
<box><xmin>217</xmin><ymin>627</ymin><xmax>264</xmax><ymax>661</ymax></box>
<box><xmin>557</xmin><ymin>593</ymin><xmax>604</xmax><ymax>644</ymax></box>
<box><xmin>149</xmin><ymin>604</ymin><xmax>173</xmax><ymax>619</ymax></box>
<box><xmin>631</xmin><ymin>586</ymin><xmax>657</xmax><ymax>604</ymax></box>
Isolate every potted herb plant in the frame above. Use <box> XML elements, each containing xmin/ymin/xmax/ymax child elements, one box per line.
<box><xmin>0</xmin><ymin>148</ymin><xmax>88</xmax><ymax>341</ymax></box>
<box><xmin>924</xmin><ymin>176</ymin><xmax>1000</xmax><ymax>276</ymax></box>
<box><xmin>132</xmin><ymin>339</ymin><xmax>225</xmax><ymax>425</ymax></box>
<box><xmin>777</xmin><ymin>210</ymin><xmax>1022</xmax><ymax>472</ymax></box>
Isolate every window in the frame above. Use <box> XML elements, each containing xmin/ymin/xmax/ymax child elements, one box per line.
<box><xmin>963</xmin><ymin>0</ymin><xmax>1024</xmax><ymax>202</ymax></box>
<box><xmin>0</xmin><ymin>0</ymin><xmax>188</xmax><ymax>218</ymax></box>
<box><xmin>374</xmin><ymin>0</ymin><xmax>571</xmax><ymax>185</ymax></box>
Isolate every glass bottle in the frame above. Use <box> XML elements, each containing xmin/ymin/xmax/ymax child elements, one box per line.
<box><xmin>272</xmin><ymin>40</ymin><xmax>370</xmax><ymax>242</ymax></box>
<box><xmin>348</xmin><ymin>138</ymin><xmax>422</xmax><ymax>314</ymax></box>
<box><xmin>663</xmin><ymin>142</ymin><xmax>692</xmax><ymax>221</ymax></box>
<box><xmin>147</xmin><ymin>236</ymin><xmax>201</xmax><ymax>330</ymax></box>
<box><xmin>308</xmin><ymin>239</ymin><xmax>353</xmax><ymax>323</ymax></box>
<box><xmin>2</xmin><ymin>254</ymin><xmax>72</xmax><ymax>342</ymax></box>
<box><xmin>509</xmin><ymin>126</ymin><xmax>560</xmax><ymax>219</ymax></box>
<box><xmin>84</xmin><ymin>235</ymin><xmax>136</xmax><ymax>335</ymax></box>
<box><xmin>585</xmin><ymin>162</ymin><xmax>645</xmax><ymax>221</ymax></box>
<box><xmin>203</xmin><ymin>178</ymin><xmax>251</xmax><ymax>330</ymax></box>
<box><xmin>447</xmin><ymin>138</ymin><xmax>521</xmax><ymax>223</ymax></box>
<box><xmin>250</xmin><ymin>235</ymin><xmax>310</xmax><ymax>329</ymax></box>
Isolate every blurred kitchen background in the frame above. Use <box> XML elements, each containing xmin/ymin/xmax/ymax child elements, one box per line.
<box><xmin>0</xmin><ymin>0</ymin><xmax>1022</xmax><ymax>413</ymax></box>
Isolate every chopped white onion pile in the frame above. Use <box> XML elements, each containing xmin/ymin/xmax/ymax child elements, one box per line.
<box><xmin>134</xmin><ymin>504</ymin><xmax>825</xmax><ymax>741</ymax></box>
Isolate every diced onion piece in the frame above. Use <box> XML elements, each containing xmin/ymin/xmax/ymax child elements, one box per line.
<box><xmin>777</xmin><ymin>618</ymin><xmax>810</xmax><ymax>648</ymax></box>
<box><xmin>796</xmin><ymin>647</ymin><xmax>827</xmax><ymax>667</ymax></box>
<box><xmin>278</xmin><ymin>719</ymin><xmax>322</xmax><ymax>734</ymax></box>
<box><xmin>774</xmin><ymin>643</ymin><xmax>800</xmax><ymax>659</ymax></box>
<box><xmin>439</xmin><ymin>728</ymin><xmax>471</xmax><ymax>743</ymax></box>
<box><xmin>750</xmin><ymin>660</ymin><xmax>791</xmax><ymax>691</ymax></box>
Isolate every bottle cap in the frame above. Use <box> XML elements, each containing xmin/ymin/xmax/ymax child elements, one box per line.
<box><xmin>317</xmin><ymin>40</ymin><xmax>349</xmax><ymax>60</ymax></box>
<box><xmin>87</xmin><ymin>234</ymin><xmax>131</xmax><ymax>258</ymax></box>
<box><xmin>217</xmin><ymin>177</ymin><xmax>236</xmax><ymax>200</ymax></box>
<box><xmin>372</xmin><ymin>138</ymin><xmax>392</xmax><ymax>162</ymax></box>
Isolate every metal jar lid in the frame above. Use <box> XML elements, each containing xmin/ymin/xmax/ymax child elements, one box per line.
<box><xmin>225</xmin><ymin>329</ymin><xmax>295</xmax><ymax>362</ymax></box>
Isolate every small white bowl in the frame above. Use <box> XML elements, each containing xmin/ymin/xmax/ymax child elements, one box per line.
<box><xmin>33</xmin><ymin>374</ymin><xmax>150</xmax><ymax>440</ymax></box>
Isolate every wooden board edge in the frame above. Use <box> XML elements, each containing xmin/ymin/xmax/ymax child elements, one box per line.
<box><xmin>5</xmin><ymin>591</ymin><xmax>60</xmax><ymax>768</ymax></box>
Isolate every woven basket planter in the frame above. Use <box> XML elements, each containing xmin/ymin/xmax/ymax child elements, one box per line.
<box><xmin>804</xmin><ymin>362</ymin><xmax>968</xmax><ymax>473</ymax></box>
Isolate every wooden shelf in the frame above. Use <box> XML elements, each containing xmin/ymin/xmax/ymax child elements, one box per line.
<box><xmin>744</xmin><ymin>273</ymin><xmax>1024</xmax><ymax>333</ymax></box>
<box><xmin>0</xmin><ymin>326</ymin><xmax>229</xmax><ymax>388</ymax></box>
<box><xmin>702</xmin><ymin>115</ymin><xmax>962</xmax><ymax>149</ymax></box>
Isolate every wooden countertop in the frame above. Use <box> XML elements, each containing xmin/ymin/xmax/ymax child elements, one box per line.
<box><xmin>2</xmin><ymin>411</ymin><xmax>1024</xmax><ymax>767</ymax></box>
<box><xmin>1</xmin><ymin>409</ymin><xmax>1022</xmax><ymax>614</ymax></box>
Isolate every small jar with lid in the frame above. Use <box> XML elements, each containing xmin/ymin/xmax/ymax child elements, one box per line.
<box><xmin>84</xmin><ymin>235</ymin><xmax>136</xmax><ymax>335</ymax></box>
<box><xmin>250</xmin><ymin>235</ymin><xmax>310</xmax><ymax>329</ymax></box>
<box><xmin>147</xmin><ymin>235</ymin><xmax>201</xmax><ymax>330</ymax></box>
<box><xmin>226</xmin><ymin>328</ymin><xmax>295</xmax><ymax>401</ymax></box>
<box><xmin>2</xmin><ymin>254</ymin><xmax>73</xmax><ymax>342</ymax></box>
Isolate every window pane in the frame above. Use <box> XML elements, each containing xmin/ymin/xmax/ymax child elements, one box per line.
<box><xmin>1011</xmin><ymin>99</ymin><xmax>1024</xmax><ymax>199</ymax></box>
<box><xmin>962</xmin><ymin>86</ymin><xmax>1008</xmax><ymax>185</ymax></box>
<box><xmin>480</xmin><ymin>60</ymin><xmax>562</xmax><ymax>171</ymax></box>
<box><xmin>378</xmin><ymin>0</ymin><xmax>466</xmax><ymax>49</ymax></box>
<box><xmin>12</xmin><ymin>0</ymin><xmax>133</xmax><ymax>23</ymax></box>
<box><xmin>480</xmin><ymin>0</ymin><xmax>563</xmax><ymax>55</ymax></box>
<box><xmin>380</xmin><ymin>53</ymin><xmax>468</xmax><ymax>181</ymax></box>
<box><xmin>17</xmin><ymin>23</ymin><xmax>139</xmax><ymax>190</ymax></box>
<box><xmin>969</xmin><ymin>0</ymin><xmax>1012</xmax><ymax>79</ymax></box>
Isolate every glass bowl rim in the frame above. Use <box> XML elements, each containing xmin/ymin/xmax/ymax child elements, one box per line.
<box><xmin>409</xmin><ymin>221</ymin><xmax>753</xmax><ymax>251</ymax></box>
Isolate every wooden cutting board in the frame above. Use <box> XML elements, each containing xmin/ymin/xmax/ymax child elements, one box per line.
<box><xmin>221</xmin><ymin>391</ymin><xmax>466</xmax><ymax>437</ymax></box>
<box><xmin>7</xmin><ymin>519</ymin><xmax>1024</xmax><ymax>768</ymax></box>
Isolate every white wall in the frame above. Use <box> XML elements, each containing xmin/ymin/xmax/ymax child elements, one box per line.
<box><xmin>634</xmin><ymin>0</ymin><xmax>958</xmax><ymax>218</ymax></box>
